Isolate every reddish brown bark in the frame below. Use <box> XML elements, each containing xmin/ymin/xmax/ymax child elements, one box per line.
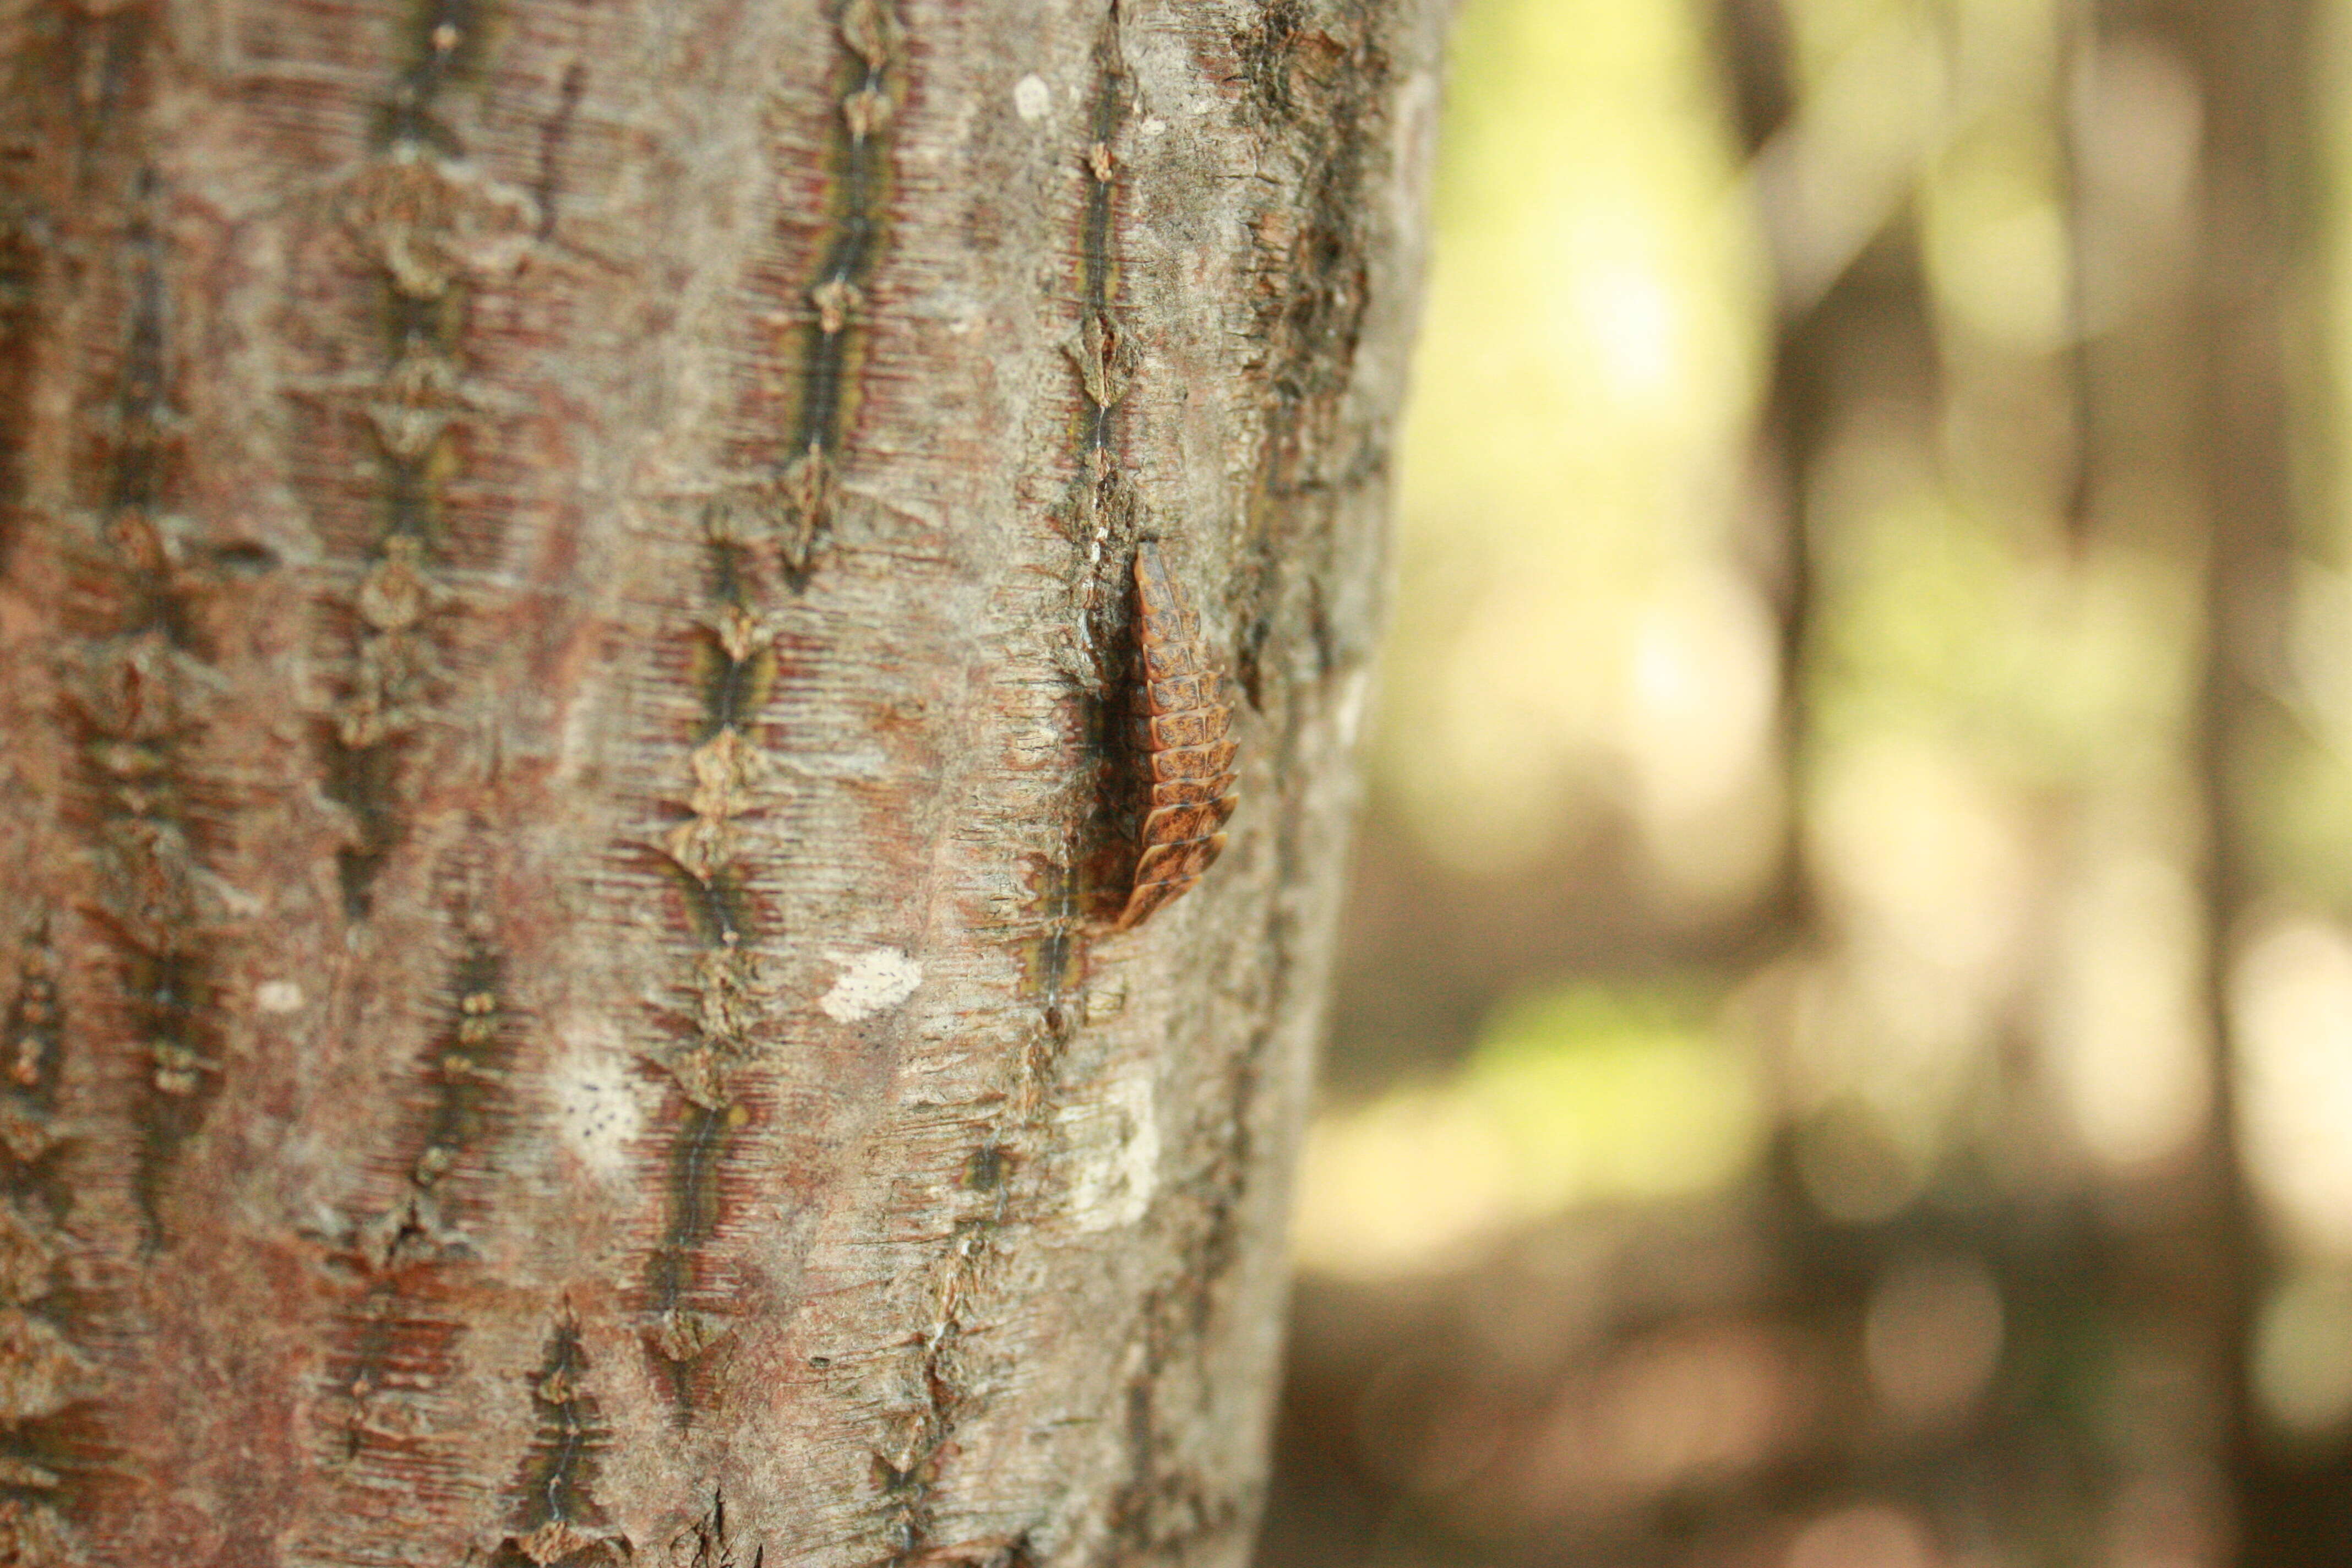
<box><xmin>0</xmin><ymin>0</ymin><xmax>1444</xmax><ymax>1561</ymax></box>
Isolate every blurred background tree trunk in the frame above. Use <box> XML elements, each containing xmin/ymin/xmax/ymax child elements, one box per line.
<box><xmin>0</xmin><ymin>1</ymin><xmax>1444</xmax><ymax>1562</ymax></box>
<box><xmin>1262</xmin><ymin>0</ymin><xmax>2352</xmax><ymax>1563</ymax></box>
<box><xmin>2154</xmin><ymin>0</ymin><xmax>2352</xmax><ymax>1556</ymax></box>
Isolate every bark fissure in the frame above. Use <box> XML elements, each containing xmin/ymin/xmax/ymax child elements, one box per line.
<box><xmin>1057</xmin><ymin>6</ymin><xmax>1157</xmax><ymax>944</ymax></box>
<box><xmin>322</xmin><ymin>0</ymin><xmax>525</xmax><ymax>916</ymax></box>
<box><xmin>711</xmin><ymin>0</ymin><xmax>903</xmax><ymax>580</ymax></box>
<box><xmin>70</xmin><ymin>177</ymin><xmax>235</xmax><ymax>1249</ymax></box>
<box><xmin>670</xmin><ymin>1488</ymin><xmax>763</xmax><ymax>1568</ymax></box>
<box><xmin>1066</xmin><ymin>10</ymin><xmax>1142</xmax><ymax>677</ymax></box>
<box><xmin>850</xmin><ymin>14</ymin><xmax>1168</xmax><ymax>1555</ymax></box>
<box><xmin>871</xmin><ymin>851</ymin><xmax>1103</xmax><ymax>1561</ymax></box>
<box><xmin>0</xmin><ymin>917</ymin><xmax>101</xmax><ymax>1564</ymax></box>
<box><xmin>635</xmin><ymin>527</ymin><xmax>783</xmax><ymax>1408</ymax></box>
<box><xmin>1016</xmin><ymin>858</ymin><xmax>1090</xmax><ymax>1044</ymax></box>
<box><xmin>873</xmin><ymin>1215</ymin><xmax>990</xmax><ymax>1564</ymax></box>
<box><xmin>869</xmin><ymin>990</ymin><xmax>1091</xmax><ymax>1568</ymax></box>
<box><xmin>0</xmin><ymin>192</ymin><xmax>36</xmax><ymax>577</ymax></box>
<box><xmin>531</xmin><ymin>62</ymin><xmax>587</xmax><ymax>243</ymax></box>
<box><xmin>492</xmin><ymin>1310</ymin><xmax>630</xmax><ymax>1568</ymax></box>
<box><xmin>321</xmin><ymin>899</ymin><xmax>518</xmax><ymax>1468</ymax></box>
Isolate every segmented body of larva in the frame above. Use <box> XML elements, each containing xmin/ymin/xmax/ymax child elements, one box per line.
<box><xmin>1113</xmin><ymin>541</ymin><xmax>1239</xmax><ymax>931</ymax></box>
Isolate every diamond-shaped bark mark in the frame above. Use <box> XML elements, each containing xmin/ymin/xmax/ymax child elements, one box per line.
<box><xmin>840</xmin><ymin>0</ymin><xmax>900</xmax><ymax>67</ymax></box>
<box><xmin>341</xmin><ymin>151</ymin><xmax>540</xmax><ymax>299</ymax></box>
<box><xmin>364</xmin><ymin>347</ymin><xmax>467</xmax><ymax>461</ymax></box>
<box><xmin>1068</xmin><ymin>310</ymin><xmax>1138</xmax><ymax>411</ymax></box>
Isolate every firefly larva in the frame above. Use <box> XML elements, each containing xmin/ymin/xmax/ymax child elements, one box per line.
<box><xmin>1113</xmin><ymin>541</ymin><xmax>1238</xmax><ymax>931</ymax></box>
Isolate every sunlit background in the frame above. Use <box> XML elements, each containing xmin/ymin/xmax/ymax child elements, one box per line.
<box><xmin>1259</xmin><ymin>0</ymin><xmax>2352</xmax><ymax>1562</ymax></box>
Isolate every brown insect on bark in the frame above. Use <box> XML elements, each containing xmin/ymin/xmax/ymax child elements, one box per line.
<box><xmin>1113</xmin><ymin>540</ymin><xmax>1239</xmax><ymax>931</ymax></box>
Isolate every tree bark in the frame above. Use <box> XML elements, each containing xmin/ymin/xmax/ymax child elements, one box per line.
<box><xmin>2150</xmin><ymin>0</ymin><xmax>2346</xmax><ymax>1556</ymax></box>
<box><xmin>0</xmin><ymin>0</ymin><xmax>1445</xmax><ymax>1562</ymax></box>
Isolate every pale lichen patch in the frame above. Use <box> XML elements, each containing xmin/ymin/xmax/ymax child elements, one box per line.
<box><xmin>551</xmin><ymin>1041</ymin><xmax>641</xmax><ymax>1178</ymax></box>
<box><xmin>818</xmin><ymin>947</ymin><xmax>923</xmax><ymax>1022</ymax></box>
<box><xmin>1015</xmin><ymin>73</ymin><xmax>1052</xmax><ymax>122</ymax></box>
<box><xmin>1061</xmin><ymin>1070</ymin><xmax>1159</xmax><ymax>1232</ymax></box>
<box><xmin>255</xmin><ymin>979</ymin><xmax>304</xmax><ymax>1014</ymax></box>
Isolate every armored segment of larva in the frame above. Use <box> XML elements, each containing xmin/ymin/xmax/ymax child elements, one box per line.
<box><xmin>1113</xmin><ymin>541</ymin><xmax>1239</xmax><ymax>931</ymax></box>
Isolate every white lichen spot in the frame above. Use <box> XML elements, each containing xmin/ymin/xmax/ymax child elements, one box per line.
<box><xmin>254</xmin><ymin>980</ymin><xmax>304</xmax><ymax>1015</ymax></box>
<box><xmin>1062</xmin><ymin>1070</ymin><xmax>1160</xmax><ymax>1232</ymax></box>
<box><xmin>1138</xmin><ymin>116</ymin><xmax>1168</xmax><ymax>139</ymax></box>
<box><xmin>819</xmin><ymin>947</ymin><xmax>923</xmax><ymax>1023</ymax></box>
<box><xmin>552</xmin><ymin>1039</ymin><xmax>640</xmax><ymax>1178</ymax></box>
<box><xmin>1014</xmin><ymin>73</ymin><xmax>1052</xmax><ymax>122</ymax></box>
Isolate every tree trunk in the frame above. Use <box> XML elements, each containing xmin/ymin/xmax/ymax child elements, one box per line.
<box><xmin>2150</xmin><ymin>0</ymin><xmax>2346</xmax><ymax>1556</ymax></box>
<box><xmin>0</xmin><ymin>1</ymin><xmax>1444</xmax><ymax>1562</ymax></box>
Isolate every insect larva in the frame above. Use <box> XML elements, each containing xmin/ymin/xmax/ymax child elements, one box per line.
<box><xmin>1113</xmin><ymin>541</ymin><xmax>1238</xmax><ymax>932</ymax></box>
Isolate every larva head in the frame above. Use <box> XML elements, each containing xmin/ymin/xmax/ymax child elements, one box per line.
<box><xmin>1130</xmin><ymin>540</ymin><xmax>1207</xmax><ymax>679</ymax></box>
<box><xmin>1133</xmin><ymin>538</ymin><xmax>1179</xmax><ymax>624</ymax></box>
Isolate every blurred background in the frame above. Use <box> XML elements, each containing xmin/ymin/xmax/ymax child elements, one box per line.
<box><xmin>1256</xmin><ymin>0</ymin><xmax>2352</xmax><ymax>1563</ymax></box>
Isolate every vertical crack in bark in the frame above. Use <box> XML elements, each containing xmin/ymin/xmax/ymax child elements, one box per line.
<box><xmin>323</xmin><ymin>0</ymin><xmax>531</xmax><ymax>917</ymax></box>
<box><xmin>1072</xmin><ymin>21</ymin><xmax>1398</xmax><ymax>1531</ymax></box>
<box><xmin>490</xmin><ymin>1309</ymin><xmax>630</xmax><ymax>1567</ymax></box>
<box><xmin>0</xmin><ymin>918</ymin><xmax>105</xmax><ymax>1564</ymax></box>
<box><xmin>1015</xmin><ymin>858</ymin><xmax>1090</xmax><ymax>1044</ymax></box>
<box><xmin>874</xmin><ymin>1136</ymin><xmax>1081</xmax><ymax>1567</ymax></box>
<box><xmin>886</xmin><ymin>836</ymin><xmax>1117</xmax><ymax>1555</ymax></box>
<box><xmin>0</xmin><ymin>924</ymin><xmax>65</xmax><ymax>1163</ymax></box>
<box><xmin>306</xmin><ymin>861</ymin><xmax>522</xmax><ymax>1553</ymax></box>
<box><xmin>711</xmin><ymin>0</ymin><xmax>902</xmax><ymax>581</ymax></box>
<box><xmin>1057</xmin><ymin>6</ymin><xmax>1200</xmax><ymax>940</ymax></box>
<box><xmin>633</xmin><ymin>0</ymin><xmax>907</xmax><ymax>1419</ymax></box>
<box><xmin>401</xmin><ymin>935</ymin><xmax>516</xmax><ymax>1219</ymax></box>
<box><xmin>532</xmin><ymin>63</ymin><xmax>587</xmax><ymax>243</ymax></box>
<box><xmin>858</xmin><ymin>13</ymin><xmax>1151</xmax><ymax>1558</ymax></box>
<box><xmin>859</xmin><ymin>10</ymin><xmax>1234</xmax><ymax>1558</ymax></box>
<box><xmin>22</xmin><ymin>10</ymin><xmax>253</xmax><ymax>1551</ymax></box>
<box><xmin>1065</xmin><ymin>9</ymin><xmax>1140</xmax><ymax>677</ymax></box>
<box><xmin>669</xmin><ymin>1487</ymin><xmax>763</xmax><ymax>1568</ymax></box>
<box><xmin>635</xmin><ymin>529</ymin><xmax>783</xmax><ymax>1414</ymax></box>
<box><xmin>0</xmin><ymin>183</ymin><xmax>39</xmax><ymax>579</ymax></box>
<box><xmin>66</xmin><ymin>172</ymin><xmax>238</xmax><ymax>1251</ymax></box>
<box><xmin>872</xmin><ymin>1213</ymin><xmax>990</xmax><ymax>1564</ymax></box>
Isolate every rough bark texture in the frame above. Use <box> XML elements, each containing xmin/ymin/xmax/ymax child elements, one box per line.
<box><xmin>0</xmin><ymin>0</ymin><xmax>1445</xmax><ymax>1562</ymax></box>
